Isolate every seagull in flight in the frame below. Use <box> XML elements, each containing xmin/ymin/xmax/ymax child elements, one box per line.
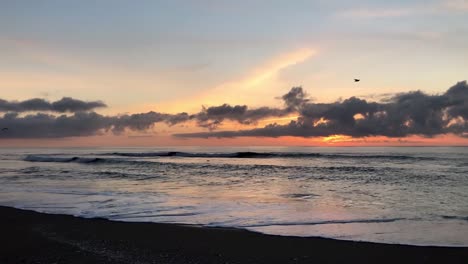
<box><xmin>354</xmin><ymin>79</ymin><xmax>360</xmax><ymax>82</ymax></box>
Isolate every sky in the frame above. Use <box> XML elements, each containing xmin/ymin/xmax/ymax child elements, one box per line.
<box><xmin>1</xmin><ymin>0</ymin><xmax>468</xmax><ymax>146</ymax></box>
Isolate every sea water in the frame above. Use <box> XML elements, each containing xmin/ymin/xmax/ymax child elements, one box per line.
<box><xmin>0</xmin><ymin>146</ymin><xmax>467</xmax><ymax>246</ymax></box>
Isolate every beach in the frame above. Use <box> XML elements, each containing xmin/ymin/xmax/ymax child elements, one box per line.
<box><xmin>1</xmin><ymin>206</ymin><xmax>467</xmax><ymax>264</ymax></box>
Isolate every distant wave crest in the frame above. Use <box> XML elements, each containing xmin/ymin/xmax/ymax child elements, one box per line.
<box><xmin>24</xmin><ymin>155</ymin><xmax>107</xmax><ymax>164</ymax></box>
<box><xmin>103</xmin><ymin>151</ymin><xmax>435</xmax><ymax>160</ymax></box>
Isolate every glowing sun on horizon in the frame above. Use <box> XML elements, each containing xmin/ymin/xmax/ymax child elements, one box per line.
<box><xmin>322</xmin><ymin>134</ymin><xmax>354</xmax><ymax>143</ymax></box>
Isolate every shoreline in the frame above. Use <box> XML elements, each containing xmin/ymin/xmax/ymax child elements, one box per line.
<box><xmin>1</xmin><ymin>206</ymin><xmax>467</xmax><ymax>263</ymax></box>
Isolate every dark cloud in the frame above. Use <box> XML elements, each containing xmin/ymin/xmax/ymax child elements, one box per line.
<box><xmin>112</xmin><ymin>112</ymin><xmax>192</xmax><ymax>134</ymax></box>
<box><xmin>0</xmin><ymin>97</ymin><xmax>107</xmax><ymax>113</ymax></box>
<box><xmin>193</xmin><ymin>87</ymin><xmax>309</xmax><ymax>130</ymax></box>
<box><xmin>445</xmin><ymin>81</ymin><xmax>468</xmax><ymax>119</ymax></box>
<box><xmin>195</xmin><ymin>104</ymin><xmax>289</xmax><ymax>130</ymax></box>
<box><xmin>0</xmin><ymin>111</ymin><xmax>191</xmax><ymax>138</ymax></box>
<box><xmin>0</xmin><ymin>112</ymin><xmax>112</xmax><ymax>138</ymax></box>
<box><xmin>281</xmin><ymin>86</ymin><xmax>310</xmax><ymax>111</ymax></box>
<box><xmin>175</xmin><ymin>81</ymin><xmax>468</xmax><ymax>139</ymax></box>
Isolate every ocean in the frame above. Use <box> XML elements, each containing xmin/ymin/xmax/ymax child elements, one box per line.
<box><xmin>0</xmin><ymin>146</ymin><xmax>467</xmax><ymax>246</ymax></box>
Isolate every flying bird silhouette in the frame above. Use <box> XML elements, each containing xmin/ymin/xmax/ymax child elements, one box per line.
<box><xmin>1</xmin><ymin>128</ymin><xmax>8</xmax><ymax>131</ymax></box>
<box><xmin>354</xmin><ymin>79</ymin><xmax>360</xmax><ymax>82</ymax></box>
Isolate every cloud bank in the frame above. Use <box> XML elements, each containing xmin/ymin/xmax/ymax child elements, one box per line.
<box><xmin>1</xmin><ymin>82</ymin><xmax>467</xmax><ymax>139</ymax></box>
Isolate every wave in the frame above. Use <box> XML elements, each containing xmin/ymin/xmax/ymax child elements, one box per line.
<box><xmin>24</xmin><ymin>153</ymin><xmax>443</xmax><ymax>181</ymax></box>
<box><xmin>103</xmin><ymin>151</ymin><xmax>436</xmax><ymax>161</ymax></box>
<box><xmin>441</xmin><ymin>215</ymin><xmax>468</xmax><ymax>221</ymax></box>
<box><xmin>111</xmin><ymin>212</ymin><xmax>201</xmax><ymax>220</ymax></box>
<box><xmin>24</xmin><ymin>155</ymin><xmax>107</xmax><ymax>164</ymax></box>
<box><xmin>105</xmin><ymin>151</ymin><xmax>278</xmax><ymax>158</ymax></box>
<box><xmin>237</xmin><ymin>217</ymin><xmax>409</xmax><ymax>228</ymax></box>
<box><xmin>22</xmin><ymin>154</ymin><xmax>388</xmax><ymax>168</ymax></box>
<box><xmin>20</xmin><ymin>154</ymin><xmax>418</xmax><ymax>172</ymax></box>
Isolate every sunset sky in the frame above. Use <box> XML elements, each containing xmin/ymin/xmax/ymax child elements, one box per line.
<box><xmin>1</xmin><ymin>0</ymin><xmax>468</xmax><ymax>146</ymax></box>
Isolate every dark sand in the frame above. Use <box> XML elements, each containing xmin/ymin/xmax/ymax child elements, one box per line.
<box><xmin>1</xmin><ymin>206</ymin><xmax>467</xmax><ymax>264</ymax></box>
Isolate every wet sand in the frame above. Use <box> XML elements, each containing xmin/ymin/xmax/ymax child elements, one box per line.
<box><xmin>0</xmin><ymin>206</ymin><xmax>467</xmax><ymax>263</ymax></box>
